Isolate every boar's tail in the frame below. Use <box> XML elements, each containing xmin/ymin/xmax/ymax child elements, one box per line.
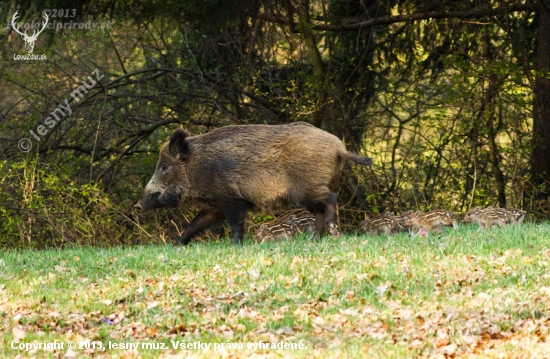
<box><xmin>343</xmin><ymin>152</ymin><xmax>373</xmax><ymax>166</ymax></box>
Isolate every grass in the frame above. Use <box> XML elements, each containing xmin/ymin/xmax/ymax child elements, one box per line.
<box><xmin>2</xmin><ymin>223</ymin><xmax>550</xmax><ymax>358</ymax></box>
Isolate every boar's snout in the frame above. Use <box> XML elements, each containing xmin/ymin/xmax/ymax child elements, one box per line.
<box><xmin>134</xmin><ymin>190</ymin><xmax>163</xmax><ymax>211</ymax></box>
<box><xmin>134</xmin><ymin>184</ymin><xmax>184</xmax><ymax>211</ymax></box>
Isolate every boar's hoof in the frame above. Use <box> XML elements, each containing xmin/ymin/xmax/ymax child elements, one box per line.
<box><xmin>175</xmin><ymin>235</ymin><xmax>192</xmax><ymax>246</ymax></box>
<box><xmin>310</xmin><ymin>232</ymin><xmax>321</xmax><ymax>241</ymax></box>
<box><xmin>327</xmin><ymin>221</ymin><xmax>341</xmax><ymax>237</ymax></box>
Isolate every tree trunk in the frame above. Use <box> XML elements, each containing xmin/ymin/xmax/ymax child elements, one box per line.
<box><xmin>480</xmin><ymin>30</ymin><xmax>507</xmax><ymax>208</ymax></box>
<box><xmin>298</xmin><ymin>0</ymin><xmax>328</xmax><ymax>129</ymax></box>
<box><xmin>529</xmin><ymin>1</ymin><xmax>550</xmax><ymax>203</ymax></box>
<box><xmin>487</xmin><ymin>112</ymin><xmax>507</xmax><ymax>208</ymax></box>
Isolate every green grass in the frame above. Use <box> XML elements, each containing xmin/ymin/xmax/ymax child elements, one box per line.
<box><xmin>2</xmin><ymin>223</ymin><xmax>550</xmax><ymax>358</ymax></box>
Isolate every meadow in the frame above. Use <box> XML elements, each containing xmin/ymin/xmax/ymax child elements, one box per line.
<box><xmin>2</xmin><ymin>223</ymin><xmax>550</xmax><ymax>358</ymax></box>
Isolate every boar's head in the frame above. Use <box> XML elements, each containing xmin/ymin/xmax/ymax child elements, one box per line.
<box><xmin>134</xmin><ymin>129</ymin><xmax>190</xmax><ymax>211</ymax></box>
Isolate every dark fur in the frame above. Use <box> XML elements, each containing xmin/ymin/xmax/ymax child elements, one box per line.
<box><xmin>134</xmin><ymin>122</ymin><xmax>371</xmax><ymax>244</ymax></box>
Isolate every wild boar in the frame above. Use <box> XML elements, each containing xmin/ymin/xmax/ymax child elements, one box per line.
<box><xmin>254</xmin><ymin>211</ymin><xmax>317</xmax><ymax>243</ymax></box>
<box><xmin>404</xmin><ymin>209</ymin><xmax>457</xmax><ymax>235</ymax></box>
<box><xmin>463</xmin><ymin>206</ymin><xmax>513</xmax><ymax>230</ymax></box>
<box><xmin>400</xmin><ymin>210</ymin><xmax>415</xmax><ymax>231</ymax></box>
<box><xmin>134</xmin><ymin>122</ymin><xmax>371</xmax><ymax>245</ymax></box>
<box><xmin>359</xmin><ymin>213</ymin><xmax>401</xmax><ymax>235</ymax></box>
<box><xmin>254</xmin><ymin>221</ymin><xmax>297</xmax><ymax>243</ymax></box>
<box><xmin>484</xmin><ymin>206</ymin><xmax>527</xmax><ymax>225</ymax></box>
<box><xmin>505</xmin><ymin>208</ymin><xmax>526</xmax><ymax>225</ymax></box>
<box><xmin>288</xmin><ymin>214</ymin><xmax>316</xmax><ymax>233</ymax></box>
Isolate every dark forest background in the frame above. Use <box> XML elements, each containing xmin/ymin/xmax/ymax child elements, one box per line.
<box><xmin>1</xmin><ymin>0</ymin><xmax>549</xmax><ymax>248</ymax></box>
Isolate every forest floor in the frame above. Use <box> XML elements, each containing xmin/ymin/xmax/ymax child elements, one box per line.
<box><xmin>2</xmin><ymin>223</ymin><xmax>550</xmax><ymax>358</ymax></box>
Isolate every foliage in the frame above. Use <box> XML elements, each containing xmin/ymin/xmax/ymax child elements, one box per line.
<box><xmin>0</xmin><ymin>158</ymin><xmax>128</xmax><ymax>247</ymax></box>
<box><xmin>0</xmin><ymin>0</ymin><xmax>547</xmax><ymax>247</ymax></box>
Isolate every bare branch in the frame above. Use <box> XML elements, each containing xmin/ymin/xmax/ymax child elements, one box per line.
<box><xmin>256</xmin><ymin>3</ymin><xmax>533</xmax><ymax>32</ymax></box>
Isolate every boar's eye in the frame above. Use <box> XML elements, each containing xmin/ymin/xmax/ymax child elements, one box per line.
<box><xmin>159</xmin><ymin>163</ymin><xmax>169</xmax><ymax>174</ymax></box>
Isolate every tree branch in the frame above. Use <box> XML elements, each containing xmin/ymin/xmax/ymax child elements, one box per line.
<box><xmin>256</xmin><ymin>3</ymin><xmax>533</xmax><ymax>32</ymax></box>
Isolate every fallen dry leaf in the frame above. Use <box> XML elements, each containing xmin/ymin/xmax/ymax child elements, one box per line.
<box><xmin>248</xmin><ymin>269</ymin><xmax>260</xmax><ymax>279</ymax></box>
<box><xmin>12</xmin><ymin>326</ymin><xmax>26</xmax><ymax>341</ymax></box>
<box><xmin>64</xmin><ymin>349</ymin><xmax>77</xmax><ymax>358</ymax></box>
<box><xmin>440</xmin><ymin>343</ymin><xmax>457</xmax><ymax>355</ymax></box>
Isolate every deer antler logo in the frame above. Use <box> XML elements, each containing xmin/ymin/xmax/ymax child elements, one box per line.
<box><xmin>11</xmin><ymin>10</ymin><xmax>49</xmax><ymax>54</ymax></box>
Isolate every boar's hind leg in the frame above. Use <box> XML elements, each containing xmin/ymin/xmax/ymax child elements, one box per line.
<box><xmin>222</xmin><ymin>200</ymin><xmax>253</xmax><ymax>245</ymax></box>
<box><xmin>308</xmin><ymin>192</ymin><xmax>339</xmax><ymax>238</ymax></box>
<box><xmin>308</xmin><ymin>208</ymin><xmax>325</xmax><ymax>238</ymax></box>
<box><xmin>177</xmin><ymin>208</ymin><xmax>225</xmax><ymax>245</ymax></box>
<box><xmin>324</xmin><ymin>192</ymin><xmax>340</xmax><ymax>236</ymax></box>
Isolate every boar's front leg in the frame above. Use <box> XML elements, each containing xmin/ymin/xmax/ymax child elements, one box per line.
<box><xmin>177</xmin><ymin>208</ymin><xmax>225</xmax><ymax>245</ymax></box>
<box><xmin>222</xmin><ymin>200</ymin><xmax>253</xmax><ymax>245</ymax></box>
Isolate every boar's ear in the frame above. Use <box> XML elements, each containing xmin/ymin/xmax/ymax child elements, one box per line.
<box><xmin>169</xmin><ymin>128</ymin><xmax>190</xmax><ymax>160</ymax></box>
